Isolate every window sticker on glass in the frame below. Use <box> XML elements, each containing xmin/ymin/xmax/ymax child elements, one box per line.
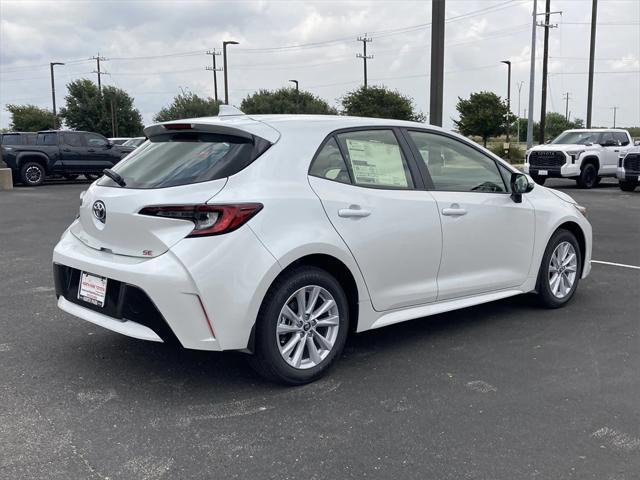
<box><xmin>345</xmin><ymin>138</ymin><xmax>408</xmax><ymax>188</ymax></box>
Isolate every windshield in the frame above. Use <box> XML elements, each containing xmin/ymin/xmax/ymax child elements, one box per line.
<box><xmin>551</xmin><ymin>131</ymin><xmax>601</xmax><ymax>145</ymax></box>
<box><xmin>123</xmin><ymin>137</ymin><xmax>145</xmax><ymax>147</ymax></box>
<box><xmin>97</xmin><ymin>131</ymin><xmax>270</xmax><ymax>189</ymax></box>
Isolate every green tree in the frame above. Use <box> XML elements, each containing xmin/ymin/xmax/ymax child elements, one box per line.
<box><xmin>59</xmin><ymin>79</ymin><xmax>143</xmax><ymax>137</ymax></box>
<box><xmin>340</xmin><ymin>86</ymin><xmax>424</xmax><ymax>121</ymax></box>
<box><xmin>154</xmin><ymin>92</ymin><xmax>220</xmax><ymax>122</ymax></box>
<box><xmin>543</xmin><ymin>112</ymin><xmax>584</xmax><ymax>141</ymax></box>
<box><xmin>240</xmin><ymin>88</ymin><xmax>336</xmax><ymax>115</ymax></box>
<box><xmin>454</xmin><ymin>91</ymin><xmax>510</xmax><ymax>147</ymax></box>
<box><xmin>6</xmin><ymin>104</ymin><xmax>54</xmax><ymax>131</ymax></box>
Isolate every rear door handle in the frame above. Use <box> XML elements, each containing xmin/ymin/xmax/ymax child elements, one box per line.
<box><xmin>442</xmin><ymin>207</ymin><xmax>467</xmax><ymax>216</ymax></box>
<box><xmin>338</xmin><ymin>207</ymin><xmax>371</xmax><ymax>218</ymax></box>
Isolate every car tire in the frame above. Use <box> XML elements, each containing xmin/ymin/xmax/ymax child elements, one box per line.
<box><xmin>536</xmin><ymin>229</ymin><xmax>582</xmax><ymax>309</ymax></box>
<box><xmin>530</xmin><ymin>174</ymin><xmax>546</xmax><ymax>186</ymax></box>
<box><xmin>577</xmin><ymin>163</ymin><xmax>598</xmax><ymax>188</ymax></box>
<box><xmin>20</xmin><ymin>161</ymin><xmax>45</xmax><ymax>186</ymax></box>
<box><xmin>63</xmin><ymin>174</ymin><xmax>79</xmax><ymax>181</ymax></box>
<box><xmin>249</xmin><ymin>266</ymin><xmax>349</xmax><ymax>385</ymax></box>
<box><xmin>619</xmin><ymin>180</ymin><xmax>638</xmax><ymax>192</ymax></box>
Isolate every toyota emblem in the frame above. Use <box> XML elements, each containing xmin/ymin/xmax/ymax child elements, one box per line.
<box><xmin>92</xmin><ymin>200</ymin><xmax>106</xmax><ymax>223</ymax></box>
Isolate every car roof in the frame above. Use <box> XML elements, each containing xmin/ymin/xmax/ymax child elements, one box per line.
<box><xmin>564</xmin><ymin>128</ymin><xmax>629</xmax><ymax>133</ymax></box>
<box><xmin>145</xmin><ymin>114</ymin><xmax>445</xmax><ymax>144</ymax></box>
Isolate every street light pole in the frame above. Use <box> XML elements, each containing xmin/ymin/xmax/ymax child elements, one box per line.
<box><xmin>289</xmin><ymin>79</ymin><xmax>299</xmax><ymax>91</ymax></box>
<box><xmin>222</xmin><ymin>40</ymin><xmax>239</xmax><ymax>105</ymax></box>
<box><xmin>526</xmin><ymin>0</ymin><xmax>538</xmax><ymax>149</ymax></box>
<box><xmin>50</xmin><ymin>62</ymin><xmax>65</xmax><ymax>129</ymax></box>
<box><xmin>517</xmin><ymin>81</ymin><xmax>524</xmax><ymax>145</ymax></box>
<box><xmin>501</xmin><ymin>60</ymin><xmax>512</xmax><ymax>151</ymax></box>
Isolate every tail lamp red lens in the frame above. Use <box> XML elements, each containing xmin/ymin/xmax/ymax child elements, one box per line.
<box><xmin>163</xmin><ymin>123</ymin><xmax>193</xmax><ymax>130</ymax></box>
<box><xmin>139</xmin><ymin>203</ymin><xmax>263</xmax><ymax>237</ymax></box>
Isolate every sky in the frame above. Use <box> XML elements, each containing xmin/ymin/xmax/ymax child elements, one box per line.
<box><xmin>0</xmin><ymin>0</ymin><xmax>639</xmax><ymax>131</ymax></box>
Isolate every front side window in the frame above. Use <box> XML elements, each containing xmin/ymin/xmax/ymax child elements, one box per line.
<box><xmin>97</xmin><ymin>131</ymin><xmax>270</xmax><ymax>189</ymax></box>
<box><xmin>84</xmin><ymin>133</ymin><xmax>108</xmax><ymax>147</ymax></box>
<box><xmin>335</xmin><ymin>130</ymin><xmax>414</xmax><ymax>189</ymax></box>
<box><xmin>309</xmin><ymin>137</ymin><xmax>352</xmax><ymax>184</ymax></box>
<box><xmin>408</xmin><ymin>130</ymin><xmax>507</xmax><ymax>193</ymax></box>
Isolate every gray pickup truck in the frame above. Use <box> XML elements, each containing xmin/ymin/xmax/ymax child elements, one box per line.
<box><xmin>0</xmin><ymin>130</ymin><xmax>135</xmax><ymax>186</ymax></box>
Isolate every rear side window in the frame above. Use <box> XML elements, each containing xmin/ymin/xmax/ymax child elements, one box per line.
<box><xmin>309</xmin><ymin>138</ymin><xmax>352</xmax><ymax>184</ymax></box>
<box><xmin>335</xmin><ymin>130</ymin><xmax>414</xmax><ymax>189</ymax></box>
<box><xmin>98</xmin><ymin>132</ymin><xmax>271</xmax><ymax>189</ymax></box>
<box><xmin>63</xmin><ymin>132</ymin><xmax>84</xmax><ymax>147</ymax></box>
<box><xmin>36</xmin><ymin>133</ymin><xmax>57</xmax><ymax>145</ymax></box>
<box><xmin>1</xmin><ymin>134</ymin><xmax>22</xmax><ymax>145</ymax></box>
<box><xmin>25</xmin><ymin>134</ymin><xmax>36</xmax><ymax>145</ymax></box>
<box><xmin>614</xmin><ymin>132</ymin><xmax>630</xmax><ymax>146</ymax></box>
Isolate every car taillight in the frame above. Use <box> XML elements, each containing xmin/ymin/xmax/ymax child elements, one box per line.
<box><xmin>139</xmin><ymin>203</ymin><xmax>263</xmax><ymax>237</ymax></box>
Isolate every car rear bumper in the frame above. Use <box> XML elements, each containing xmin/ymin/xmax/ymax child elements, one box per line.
<box><xmin>53</xmin><ymin>225</ymin><xmax>281</xmax><ymax>351</ymax></box>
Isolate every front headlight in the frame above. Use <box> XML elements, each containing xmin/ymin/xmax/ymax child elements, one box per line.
<box><xmin>574</xmin><ymin>204</ymin><xmax>587</xmax><ymax>217</ymax></box>
<box><xmin>566</xmin><ymin>150</ymin><xmax>585</xmax><ymax>162</ymax></box>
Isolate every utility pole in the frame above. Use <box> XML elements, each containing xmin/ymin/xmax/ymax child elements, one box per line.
<box><xmin>517</xmin><ymin>81</ymin><xmax>524</xmax><ymax>145</ymax></box>
<box><xmin>526</xmin><ymin>0</ymin><xmax>537</xmax><ymax>149</ymax></box>
<box><xmin>205</xmin><ymin>49</ymin><xmax>222</xmax><ymax>103</ymax></box>
<box><xmin>91</xmin><ymin>54</ymin><xmax>107</xmax><ymax>93</ymax></box>
<box><xmin>538</xmin><ymin>0</ymin><xmax>560</xmax><ymax>145</ymax></box>
<box><xmin>563</xmin><ymin>92</ymin><xmax>571</xmax><ymax>120</ymax></box>
<box><xmin>110</xmin><ymin>98</ymin><xmax>117</xmax><ymax>137</ymax></box>
<box><xmin>430</xmin><ymin>0</ymin><xmax>446</xmax><ymax>127</ymax></box>
<box><xmin>501</xmin><ymin>60</ymin><xmax>512</xmax><ymax>154</ymax></box>
<box><xmin>223</xmin><ymin>40</ymin><xmax>239</xmax><ymax>105</ymax></box>
<box><xmin>356</xmin><ymin>34</ymin><xmax>373</xmax><ymax>88</ymax></box>
<box><xmin>289</xmin><ymin>79</ymin><xmax>299</xmax><ymax>91</ymax></box>
<box><xmin>50</xmin><ymin>62</ymin><xmax>64</xmax><ymax>129</ymax></box>
<box><xmin>586</xmin><ymin>0</ymin><xmax>598</xmax><ymax>128</ymax></box>
<box><xmin>611</xmin><ymin>106</ymin><xmax>618</xmax><ymax>127</ymax></box>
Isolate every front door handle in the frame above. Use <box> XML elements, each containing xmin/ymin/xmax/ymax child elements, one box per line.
<box><xmin>614</xmin><ymin>149</ymin><xmax>619</xmax><ymax>152</ymax></box>
<box><xmin>88</xmin><ymin>149</ymin><xmax>96</xmax><ymax>153</ymax></box>
<box><xmin>338</xmin><ymin>207</ymin><xmax>371</xmax><ymax>218</ymax></box>
<box><xmin>442</xmin><ymin>207</ymin><xmax>467</xmax><ymax>216</ymax></box>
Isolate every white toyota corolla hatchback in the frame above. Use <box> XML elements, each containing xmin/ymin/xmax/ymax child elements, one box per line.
<box><xmin>53</xmin><ymin>110</ymin><xmax>592</xmax><ymax>384</ymax></box>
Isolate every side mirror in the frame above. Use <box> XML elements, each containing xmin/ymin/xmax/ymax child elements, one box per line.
<box><xmin>105</xmin><ymin>141</ymin><xmax>113</xmax><ymax>149</ymax></box>
<box><xmin>511</xmin><ymin>172</ymin><xmax>534</xmax><ymax>203</ymax></box>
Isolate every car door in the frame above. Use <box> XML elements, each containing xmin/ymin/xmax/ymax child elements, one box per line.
<box><xmin>405</xmin><ymin>130</ymin><xmax>535</xmax><ymax>301</ymax></box>
<box><xmin>599</xmin><ymin>132</ymin><xmax>621</xmax><ymax>175</ymax></box>
<box><xmin>308</xmin><ymin>128</ymin><xmax>443</xmax><ymax>312</ymax></box>
<box><xmin>60</xmin><ymin>132</ymin><xmax>86</xmax><ymax>172</ymax></box>
<box><xmin>83</xmin><ymin>132</ymin><xmax>114</xmax><ymax>172</ymax></box>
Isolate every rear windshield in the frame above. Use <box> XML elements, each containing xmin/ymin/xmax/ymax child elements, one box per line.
<box><xmin>98</xmin><ymin>132</ymin><xmax>271</xmax><ymax>189</ymax></box>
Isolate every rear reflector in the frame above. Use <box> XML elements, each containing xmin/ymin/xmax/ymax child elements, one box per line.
<box><xmin>138</xmin><ymin>203</ymin><xmax>263</xmax><ymax>237</ymax></box>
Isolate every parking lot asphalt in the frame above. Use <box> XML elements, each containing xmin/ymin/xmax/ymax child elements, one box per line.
<box><xmin>1</xmin><ymin>178</ymin><xmax>639</xmax><ymax>480</ymax></box>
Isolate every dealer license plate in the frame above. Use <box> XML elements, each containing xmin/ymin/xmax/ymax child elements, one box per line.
<box><xmin>78</xmin><ymin>272</ymin><xmax>108</xmax><ymax>307</ymax></box>
<box><xmin>538</xmin><ymin>170</ymin><xmax>548</xmax><ymax>176</ymax></box>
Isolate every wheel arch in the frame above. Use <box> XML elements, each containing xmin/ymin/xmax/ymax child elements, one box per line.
<box><xmin>581</xmin><ymin>155</ymin><xmax>600</xmax><ymax>171</ymax></box>
<box><xmin>246</xmin><ymin>252</ymin><xmax>362</xmax><ymax>353</ymax></box>
<box><xmin>17</xmin><ymin>152</ymin><xmax>50</xmax><ymax>173</ymax></box>
<box><xmin>553</xmin><ymin>221</ymin><xmax>587</xmax><ymax>274</ymax></box>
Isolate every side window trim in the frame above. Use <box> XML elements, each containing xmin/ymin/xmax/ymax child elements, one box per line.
<box><xmin>309</xmin><ymin>126</ymin><xmax>425</xmax><ymax>190</ymax></box>
<box><xmin>405</xmin><ymin>128</ymin><xmax>511</xmax><ymax>194</ymax></box>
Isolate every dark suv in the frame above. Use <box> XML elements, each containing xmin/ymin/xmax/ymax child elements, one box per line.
<box><xmin>1</xmin><ymin>130</ymin><xmax>135</xmax><ymax>186</ymax></box>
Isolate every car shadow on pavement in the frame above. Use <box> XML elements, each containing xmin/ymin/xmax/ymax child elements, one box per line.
<box><xmin>58</xmin><ymin>293</ymin><xmax>543</xmax><ymax>394</ymax></box>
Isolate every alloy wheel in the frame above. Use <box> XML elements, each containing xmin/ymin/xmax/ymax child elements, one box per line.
<box><xmin>276</xmin><ymin>285</ymin><xmax>340</xmax><ymax>370</ymax></box>
<box><xmin>548</xmin><ymin>241</ymin><xmax>578</xmax><ymax>299</ymax></box>
<box><xmin>25</xmin><ymin>165</ymin><xmax>42</xmax><ymax>184</ymax></box>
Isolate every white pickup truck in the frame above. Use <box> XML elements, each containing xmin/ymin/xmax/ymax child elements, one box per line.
<box><xmin>617</xmin><ymin>146</ymin><xmax>640</xmax><ymax>192</ymax></box>
<box><xmin>524</xmin><ymin>129</ymin><xmax>634</xmax><ymax>188</ymax></box>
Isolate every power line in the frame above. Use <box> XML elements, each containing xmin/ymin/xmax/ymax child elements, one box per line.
<box><xmin>205</xmin><ymin>49</ymin><xmax>222</xmax><ymax>102</ymax></box>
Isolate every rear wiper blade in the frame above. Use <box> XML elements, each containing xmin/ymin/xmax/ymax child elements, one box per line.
<box><xmin>103</xmin><ymin>168</ymin><xmax>126</xmax><ymax>187</ymax></box>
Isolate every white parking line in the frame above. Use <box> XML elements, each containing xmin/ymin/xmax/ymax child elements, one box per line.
<box><xmin>592</xmin><ymin>260</ymin><xmax>640</xmax><ymax>270</ymax></box>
